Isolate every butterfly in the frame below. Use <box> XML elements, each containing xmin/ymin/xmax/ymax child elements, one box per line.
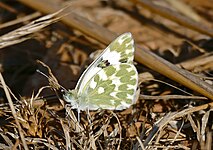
<box><xmin>63</xmin><ymin>33</ymin><xmax>138</xmax><ymax>112</ymax></box>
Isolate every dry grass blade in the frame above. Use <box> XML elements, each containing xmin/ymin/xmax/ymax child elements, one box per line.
<box><xmin>0</xmin><ymin>73</ymin><xmax>29</xmax><ymax>150</ymax></box>
<box><xmin>129</xmin><ymin>0</ymin><xmax>213</xmax><ymax>36</ymax></box>
<box><xmin>143</xmin><ymin>102</ymin><xmax>213</xmax><ymax>147</ymax></box>
<box><xmin>140</xmin><ymin>95</ymin><xmax>208</xmax><ymax>100</ymax></box>
<box><xmin>165</xmin><ymin>0</ymin><xmax>202</xmax><ymax>22</ymax></box>
<box><xmin>206</xmin><ymin>127</ymin><xmax>212</xmax><ymax>150</ymax></box>
<box><xmin>36</xmin><ymin>60</ymin><xmax>61</xmax><ymax>90</ymax></box>
<box><xmin>111</xmin><ymin>112</ymin><xmax>122</xmax><ymax>150</ymax></box>
<box><xmin>1</xmin><ymin>1</ymin><xmax>212</xmax><ymax>149</ymax></box>
<box><xmin>0</xmin><ymin>12</ymin><xmax>42</xmax><ymax>29</ymax></box>
<box><xmin>201</xmin><ymin>109</ymin><xmax>211</xmax><ymax>141</ymax></box>
<box><xmin>136</xmin><ymin>136</ymin><xmax>145</xmax><ymax>150</ymax></box>
<box><xmin>0</xmin><ymin>8</ymin><xmax>65</xmax><ymax>49</ymax></box>
<box><xmin>24</xmin><ymin>138</ymin><xmax>58</xmax><ymax>149</ymax></box>
<box><xmin>0</xmin><ymin>132</ymin><xmax>13</xmax><ymax>148</ymax></box>
<box><xmin>60</xmin><ymin>119</ymin><xmax>71</xmax><ymax>150</ymax></box>
<box><xmin>178</xmin><ymin>53</ymin><xmax>213</xmax><ymax>72</ymax></box>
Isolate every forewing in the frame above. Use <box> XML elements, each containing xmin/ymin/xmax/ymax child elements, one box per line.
<box><xmin>101</xmin><ymin>32</ymin><xmax>135</xmax><ymax>64</ymax></box>
<box><xmin>75</xmin><ymin>33</ymin><xmax>135</xmax><ymax>94</ymax></box>
<box><xmin>78</xmin><ymin>63</ymin><xmax>138</xmax><ymax>110</ymax></box>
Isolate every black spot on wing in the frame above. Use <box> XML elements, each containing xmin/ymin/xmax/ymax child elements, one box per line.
<box><xmin>119</xmin><ymin>58</ymin><xmax>128</xmax><ymax>63</ymax></box>
<box><xmin>97</xmin><ymin>59</ymin><xmax>111</xmax><ymax>68</ymax></box>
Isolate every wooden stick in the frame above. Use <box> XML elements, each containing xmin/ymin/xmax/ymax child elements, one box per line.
<box><xmin>129</xmin><ymin>0</ymin><xmax>213</xmax><ymax>37</ymax></box>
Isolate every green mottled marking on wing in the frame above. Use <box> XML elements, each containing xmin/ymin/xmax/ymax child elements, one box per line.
<box><xmin>75</xmin><ymin>33</ymin><xmax>134</xmax><ymax>94</ymax></box>
<box><xmin>109</xmin><ymin>33</ymin><xmax>134</xmax><ymax>63</ymax></box>
<box><xmin>83</xmin><ymin>63</ymin><xmax>138</xmax><ymax>110</ymax></box>
<box><xmin>105</xmin><ymin>66</ymin><xmax>116</xmax><ymax>76</ymax></box>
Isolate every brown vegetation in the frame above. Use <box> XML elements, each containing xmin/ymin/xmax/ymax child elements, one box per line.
<box><xmin>0</xmin><ymin>0</ymin><xmax>212</xmax><ymax>149</ymax></box>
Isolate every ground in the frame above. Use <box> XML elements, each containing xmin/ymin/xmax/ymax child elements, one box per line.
<box><xmin>0</xmin><ymin>0</ymin><xmax>212</xmax><ymax>149</ymax></box>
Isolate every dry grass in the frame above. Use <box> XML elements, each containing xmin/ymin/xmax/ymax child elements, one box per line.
<box><xmin>0</xmin><ymin>72</ymin><xmax>212</xmax><ymax>149</ymax></box>
<box><xmin>0</xmin><ymin>1</ymin><xmax>212</xmax><ymax>150</ymax></box>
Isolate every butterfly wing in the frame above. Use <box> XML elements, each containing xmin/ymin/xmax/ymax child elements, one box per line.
<box><xmin>77</xmin><ymin>63</ymin><xmax>138</xmax><ymax>110</ymax></box>
<box><xmin>75</xmin><ymin>33</ymin><xmax>135</xmax><ymax>95</ymax></box>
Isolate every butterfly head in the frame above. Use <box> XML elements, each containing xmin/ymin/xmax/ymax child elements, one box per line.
<box><xmin>63</xmin><ymin>89</ymin><xmax>79</xmax><ymax>108</ymax></box>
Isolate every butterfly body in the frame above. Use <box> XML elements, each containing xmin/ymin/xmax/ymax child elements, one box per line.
<box><xmin>64</xmin><ymin>33</ymin><xmax>138</xmax><ymax>111</ymax></box>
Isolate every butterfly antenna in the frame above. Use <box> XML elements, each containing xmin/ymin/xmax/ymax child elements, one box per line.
<box><xmin>36</xmin><ymin>69</ymin><xmax>49</xmax><ymax>78</ymax></box>
<box><xmin>36</xmin><ymin>69</ymin><xmax>68</xmax><ymax>92</ymax></box>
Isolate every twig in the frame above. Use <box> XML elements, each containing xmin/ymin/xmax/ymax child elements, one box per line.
<box><xmin>178</xmin><ymin>53</ymin><xmax>213</xmax><ymax>71</ymax></box>
<box><xmin>140</xmin><ymin>95</ymin><xmax>208</xmax><ymax>100</ymax></box>
<box><xmin>0</xmin><ymin>73</ymin><xmax>29</xmax><ymax>150</ymax></box>
<box><xmin>129</xmin><ymin>0</ymin><xmax>213</xmax><ymax>36</ymax></box>
<box><xmin>136</xmin><ymin>136</ymin><xmax>145</xmax><ymax>150</ymax></box>
<box><xmin>143</xmin><ymin>101</ymin><xmax>213</xmax><ymax>147</ymax></box>
<box><xmin>0</xmin><ymin>8</ymin><xmax>65</xmax><ymax>49</ymax></box>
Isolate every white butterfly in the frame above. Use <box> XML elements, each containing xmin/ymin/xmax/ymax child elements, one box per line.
<box><xmin>64</xmin><ymin>33</ymin><xmax>138</xmax><ymax>112</ymax></box>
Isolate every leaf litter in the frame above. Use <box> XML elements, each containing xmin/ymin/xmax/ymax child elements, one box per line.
<box><xmin>0</xmin><ymin>0</ymin><xmax>212</xmax><ymax>149</ymax></box>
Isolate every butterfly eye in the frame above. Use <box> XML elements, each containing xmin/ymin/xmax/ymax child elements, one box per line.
<box><xmin>60</xmin><ymin>88</ymin><xmax>67</xmax><ymax>95</ymax></box>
